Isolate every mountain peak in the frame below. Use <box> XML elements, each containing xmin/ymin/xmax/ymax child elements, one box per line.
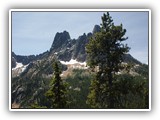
<box><xmin>92</xmin><ymin>25</ymin><xmax>101</xmax><ymax>34</ymax></box>
<box><xmin>50</xmin><ymin>31</ymin><xmax>70</xmax><ymax>51</ymax></box>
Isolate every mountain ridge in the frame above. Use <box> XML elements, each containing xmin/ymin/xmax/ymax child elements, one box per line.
<box><xmin>12</xmin><ymin>25</ymin><xmax>142</xmax><ymax>67</ymax></box>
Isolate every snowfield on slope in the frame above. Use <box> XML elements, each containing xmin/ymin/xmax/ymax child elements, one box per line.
<box><xmin>12</xmin><ymin>62</ymin><xmax>23</xmax><ymax>70</ymax></box>
<box><xmin>60</xmin><ymin>59</ymin><xmax>88</xmax><ymax>77</ymax></box>
<box><xmin>60</xmin><ymin>59</ymin><xmax>87</xmax><ymax>66</ymax></box>
<box><xmin>12</xmin><ymin>62</ymin><xmax>29</xmax><ymax>75</ymax></box>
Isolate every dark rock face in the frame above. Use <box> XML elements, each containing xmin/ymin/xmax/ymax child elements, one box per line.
<box><xmin>12</xmin><ymin>86</ymin><xmax>25</xmax><ymax>104</ymax></box>
<box><xmin>49</xmin><ymin>31</ymin><xmax>89</xmax><ymax>62</ymax></box>
<box><xmin>87</xmin><ymin>32</ymin><xmax>92</xmax><ymax>38</ymax></box>
<box><xmin>12</xmin><ymin>51</ymin><xmax>51</xmax><ymax>67</ymax></box>
<box><xmin>92</xmin><ymin>25</ymin><xmax>101</xmax><ymax>34</ymax></box>
<box><xmin>12</xmin><ymin>57</ymin><xmax>17</xmax><ymax>68</ymax></box>
<box><xmin>73</xmin><ymin>33</ymin><xmax>88</xmax><ymax>62</ymax></box>
<box><xmin>49</xmin><ymin>30</ymin><xmax>92</xmax><ymax>62</ymax></box>
<box><xmin>15</xmin><ymin>55</ymin><xmax>36</xmax><ymax>65</ymax></box>
<box><xmin>50</xmin><ymin>31</ymin><xmax>70</xmax><ymax>52</ymax></box>
<box><xmin>49</xmin><ymin>31</ymin><xmax>90</xmax><ymax>62</ymax></box>
<box><xmin>12</xmin><ymin>51</ymin><xmax>36</xmax><ymax>65</ymax></box>
<box><xmin>58</xmin><ymin>51</ymin><xmax>72</xmax><ymax>61</ymax></box>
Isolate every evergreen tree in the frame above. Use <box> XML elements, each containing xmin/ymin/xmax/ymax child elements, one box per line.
<box><xmin>45</xmin><ymin>62</ymin><xmax>67</xmax><ymax>108</ymax></box>
<box><xmin>86</xmin><ymin>12</ymin><xmax>130</xmax><ymax>108</ymax></box>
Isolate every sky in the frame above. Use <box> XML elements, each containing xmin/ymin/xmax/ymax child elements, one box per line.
<box><xmin>12</xmin><ymin>11</ymin><xmax>149</xmax><ymax>64</ymax></box>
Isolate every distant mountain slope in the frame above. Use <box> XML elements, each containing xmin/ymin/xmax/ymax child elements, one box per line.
<box><xmin>12</xmin><ymin>25</ymin><xmax>142</xmax><ymax>77</ymax></box>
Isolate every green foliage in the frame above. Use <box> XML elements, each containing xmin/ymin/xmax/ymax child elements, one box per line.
<box><xmin>86</xmin><ymin>12</ymin><xmax>130</xmax><ymax>70</ymax></box>
<box><xmin>86</xmin><ymin>12</ymin><xmax>130</xmax><ymax>108</ymax></box>
<box><xmin>30</xmin><ymin>103</ymin><xmax>47</xmax><ymax>109</ymax></box>
<box><xmin>45</xmin><ymin>62</ymin><xmax>68</xmax><ymax>108</ymax></box>
<box><xmin>86</xmin><ymin>72</ymin><xmax>107</xmax><ymax>108</ymax></box>
<box><xmin>134</xmin><ymin>64</ymin><xmax>149</xmax><ymax>78</ymax></box>
<box><xmin>113</xmin><ymin>74</ymin><xmax>149</xmax><ymax>109</ymax></box>
<box><xmin>86</xmin><ymin>73</ymin><xmax>149</xmax><ymax>109</ymax></box>
<box><xmin>65</xmin><ymin>69</ymin><xmax>92</xmax><ymax>108</ymax></box>
<box><xmin>12</xmin><ymin>64</ymin><xmax>149</xmax><ymax>109</ymax></box>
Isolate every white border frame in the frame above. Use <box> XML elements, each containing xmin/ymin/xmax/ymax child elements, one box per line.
<box><xmin>9</xmin><ymin>9</ymin><xmax>151</xmax><ymax>111</ymax></box>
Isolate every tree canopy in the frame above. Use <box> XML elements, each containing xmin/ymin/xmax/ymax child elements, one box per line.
<box><xmin>86</xmin><ymin>12</ymin><xmax>130</xmax><ymax>108</ymax></box>
<box><xmin>45</xmin><ymin>62</ymin><xmax>67</xmax><ymax>108</ymax></box>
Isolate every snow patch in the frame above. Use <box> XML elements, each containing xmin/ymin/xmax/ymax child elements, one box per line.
<box><xmin>60</xmin><ymin>59</ymin><xmax>86</xmax><ymax>66</ymax></box>
<box><xmin>12</xmin><ymin>62</ymin><xmax>23</xmax><ymax>70</ymax></box>
<box><xmin>60</xmin><ymin>59</ymin><xmax>88</xmax><ymax>69</ymax></box>
<box><xmin>12</xmin><ymin>62</ymin><xmax>29</xmax><ymax>72</ymax></box>
<box><xmin>54</xmin><ymin>52</ymin><xmax>58</xmax><ymax>55</ymax></box>
<box><xmin>21</xmin><ymin>64</ymin><xmax>29</xmax><ymax>72</ymax></box>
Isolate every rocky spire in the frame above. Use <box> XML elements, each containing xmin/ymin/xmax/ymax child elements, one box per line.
<box><xmin>92</xmin><ymin>25</ymin><xmax>101</xmax><ymax>34</ymax></box>
<box><xmin>50</xmin><ymin>31</ymin><xmax>70</xmax><ymax>51</ymax></box>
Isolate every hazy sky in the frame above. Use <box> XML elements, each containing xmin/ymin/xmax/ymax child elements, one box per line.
<box><xmin>12</xmin><ymin>11</ymin><xmax>149</xmax><ymax>64</ymax></box>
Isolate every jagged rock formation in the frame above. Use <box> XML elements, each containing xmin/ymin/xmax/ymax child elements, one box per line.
<box><xmin>49</xmin><ymin>25</ymin><xmax>99</xmax><ymax>62</ymax></box>
<box><xmin>12</xmin><ymin>24</ymin><xmax>143</xmax><ymax>78</ymax></box>
<box><xmin>92</xmin><ymin>24</ymin><xmax>101</xmax><ymax>34</ymax></box>
<box><xmin>12</xmin><ymin>52</ymin><xmax>36</xmax><ymax>65</ymax></box>
<box><xmin>49</xmin><ymin>32</ymin><xmax>90</xmax><ymax>62</ymax></box>
<box><xmin>50</xmin><ymin>31</ymin><xmax>71</xmax><ymax>52</ymax></box>
<box><xmin>12</xmin><ymin>57</ymin><xmax>17</xmax><ymax>68</ymax></box>
<box><xmin>12</xmin><ymin>24</ymin><xmax>143</xmax><ymax>77</ymax></box>
<box><xmin>72</xmin><ymin>33</ymin><xmax>88</xmax><ymax>61</ymax></box>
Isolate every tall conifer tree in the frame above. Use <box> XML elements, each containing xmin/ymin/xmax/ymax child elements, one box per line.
<box><xmin>45</xmin><ymin>62</ymin><xmax>67</xmax><ymax>108</ymax></box>
<box><xmin>86</xmin><ymin>12</ymin><xmax>130</xmax><ymax>108</ymax></box>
